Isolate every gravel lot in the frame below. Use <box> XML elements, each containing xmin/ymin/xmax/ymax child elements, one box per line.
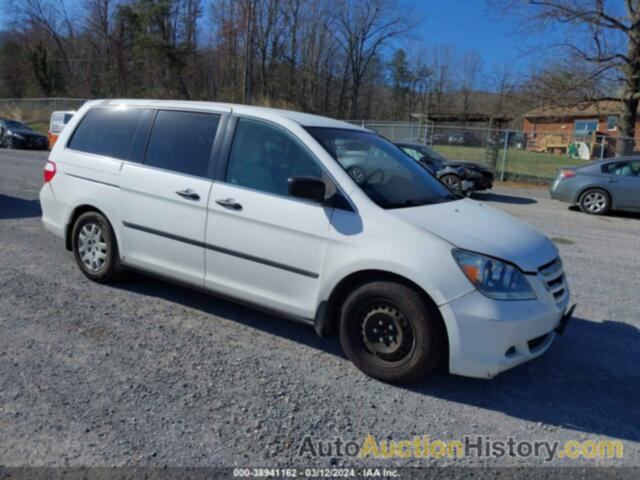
<box><xmin>0</xmin><ymin>149</ymin><xmax>638</xmax><ymax>471</ymax></box>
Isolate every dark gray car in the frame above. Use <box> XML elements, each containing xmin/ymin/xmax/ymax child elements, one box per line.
<box><xmin>550</xmin><ymin>157</ymin><xmax>640</xmax><ymax>215</ymax></box>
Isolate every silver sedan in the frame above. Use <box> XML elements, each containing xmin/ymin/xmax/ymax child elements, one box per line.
<box><xmin>550</xmin><ymin>157</ymin><xmax>640</xmax><ymax>215</ymax></box>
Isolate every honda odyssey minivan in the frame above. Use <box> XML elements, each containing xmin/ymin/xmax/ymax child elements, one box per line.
<box><xmin>40</xmin><ymin>100</ymin><xmax>574</xmax><ymax>383</ymax></box>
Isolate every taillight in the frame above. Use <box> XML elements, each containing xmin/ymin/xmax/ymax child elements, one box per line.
<box><xmin>560</xmin><ymin>169</ymin><xmax>575</xmax><ymax>179</ymax></box>
<box><xmin>44</xmin><ymin>160</ymin><xmax>56</xmax><ymax>183</ymax></box>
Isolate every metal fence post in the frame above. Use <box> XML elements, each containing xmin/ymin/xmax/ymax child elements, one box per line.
<box><xmin>500</xmin><ymin>131</ymin><xmax>509</xmax><ymax>182</ymax></box>
<box><xmin>599</xmin><ymin>136</ymin><xmax>605</xmax><ymax>159</ymax></box>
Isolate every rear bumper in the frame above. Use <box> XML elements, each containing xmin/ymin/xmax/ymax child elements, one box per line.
<box><xmin>439</xmin><ymin>287</ymin><xmax>571</xmax><ymax>379</ymax></box>
<box><xmin>549</xmin><ymin>179</ymin><xmax>577</xmax><ymax>203</ymax></box>
<box><xmin>39</xmin><ymin>183</ymin><xmax>67</xmax><ymax>240</ymax></box>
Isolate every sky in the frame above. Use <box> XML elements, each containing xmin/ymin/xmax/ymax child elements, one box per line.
<box><xmin>408</xmin><ymin>0</ymin><xmax>548</xmax><ymax>72</ymax></box>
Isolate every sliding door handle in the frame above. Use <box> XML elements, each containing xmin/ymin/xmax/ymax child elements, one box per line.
<box><xmin>176</xmin><ymin>189</ymin><xmax>200</xmax><ymax>200</ymax></box>
<box><xmin>215</xmin><ymin>198</ymin><xmax>243</xmax><ymax>211</ymax></box>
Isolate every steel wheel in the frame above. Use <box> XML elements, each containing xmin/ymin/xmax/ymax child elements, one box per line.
<box><xmin>77</xmin><ymin>223</ymin><xmax>108</xmax><ymax>272</ymax></box>
<box><xmin>361</xmin><ymin>303</ymin><xmax>416</xmax><ymax>364</ymax></box>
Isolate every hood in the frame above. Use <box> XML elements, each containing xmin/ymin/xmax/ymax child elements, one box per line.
<box><xmin>393</xmin><ymin>199</ymin><xmax>558</xmax><ymax>272</ymax></box>
<box><xmin>444</xmin><ymin>160</ymin><xmax>489</xmax><ymax>171</ymax></box>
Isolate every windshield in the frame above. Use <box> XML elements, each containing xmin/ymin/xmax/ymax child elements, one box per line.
<box><xmin>5</xmin><ymin>120</ymin><xmax>30</xmax><ymax>131</ymax></box>
<box><xmin>418</xmin><ymin>145</ymin><xmax>449</xmax><ymax>163</ymax></box>
<box><xmin>306</xmin><ymin>128</ymin><xmax>457</xmax><ymax>209</ymax></box>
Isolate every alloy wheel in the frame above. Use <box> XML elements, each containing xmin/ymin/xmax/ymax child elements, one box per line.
<box><xmin>582</xmin><ymin>192</ymin><xmax>607</xmax><ymax>213</ymax></box>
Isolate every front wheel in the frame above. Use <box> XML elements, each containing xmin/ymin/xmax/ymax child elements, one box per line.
<box><xmin>579</xmin><ymin>188</ymin><xmax>611</xmax><ymax>215</ymax></box>
<box><xmin>339</xmin><ymin>281</ymin><xmax>445</xmax><ymax>384</ymax></box>
<box><xmin>72</xmin><ymin>211</ymin><xmax>122</xmax><ymax>283</ymax></box>
<box><xmin>440</xmin><ymin>174</ymin><xmax>462</xmax><ymax>194</ymax></box>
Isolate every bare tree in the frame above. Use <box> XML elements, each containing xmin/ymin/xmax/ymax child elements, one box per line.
<box><xmin>459</xmin><ymin>50</ymin><xmax>484</xmax><ymax>118</ymax></box>
<box><xmin>333</xmin><ymin>0</ymin><xmax>415</xmax><ymax>118</ymax></box>
<box><xmin>494</xmin><ymin>0</ymin><xmax>640</xmax><ymax>154</ymax></box>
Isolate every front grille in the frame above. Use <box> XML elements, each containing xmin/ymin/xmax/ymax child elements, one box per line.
<box><xmin>538</xmin><ymin>258</ymin><xmax>567</xmax><ymax>304</ymax></box>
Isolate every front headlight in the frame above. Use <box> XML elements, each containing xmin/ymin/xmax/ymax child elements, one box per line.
<box><xmin>452</xmin><ymin>249</ymin><xmax>536</xmax><ymax>300</ymax></box>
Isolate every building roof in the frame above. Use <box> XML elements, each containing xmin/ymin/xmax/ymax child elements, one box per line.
<box><xmin>524</xmin><ymin>100</ymin><xmax>623</xmax><ymax>119</ymax></box>
<box><xmin>96</xmin><ymin>99</ymin><xmax>364</xmax><ymax>130</ymax></box>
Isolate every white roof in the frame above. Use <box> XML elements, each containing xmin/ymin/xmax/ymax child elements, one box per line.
<box><xmin>96</xmin><ymin>99</ymin><xmax>365</xmax><ymax>131</ymax></box>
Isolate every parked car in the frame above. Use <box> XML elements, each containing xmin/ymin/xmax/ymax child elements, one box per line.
<box><xmin>395</xmin><ymin>142</ymin><xmax>494</xmax><ymax>194</ymax></box>
<box><xmin>40</xmin><ymin>99</ymin><xmax>573</xmax><ymax>384</ymax></box>
<box><xmin>550</xmin><ymin>157</ymin><xmax>640</xmax><ymax>215</ymax></box>
<box><xmin>48</xmin><ymin>110</ymin><xmax>75</xmax><ymax>149</ymax></box>
<box><xmin>447</xmin><ymin>132</ymin><xmax>469</xmax><ymax>145</ymax></box>
<box><xmin>0</xmin><ymin>118</ymin><xmax>48</xmax><ymax>150</ymax></box>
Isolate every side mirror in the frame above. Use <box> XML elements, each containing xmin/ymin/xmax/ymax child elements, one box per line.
<box><xmin>288</xmin><ymin>176</ymin><xmax>326</xmax><ymax>202</ymax></box>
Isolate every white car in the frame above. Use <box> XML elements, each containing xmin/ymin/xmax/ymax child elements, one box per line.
<box><xmin>40</xmin><ymin>99</ymin><xmax>574</xmax><ymax>383</ymax></box>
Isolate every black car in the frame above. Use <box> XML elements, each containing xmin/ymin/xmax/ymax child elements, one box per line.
<box><xmin>395</xmin><ymin>142</ymin><xmax>494</xmax><ymax>193</ymax></box>
<box><xmin>0</xmin><ymin>118</ymin><xmax>48</xmax><ymax>150</ymax></box>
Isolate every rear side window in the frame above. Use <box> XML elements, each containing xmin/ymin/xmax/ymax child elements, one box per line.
<box><xmin>602</xmin><ymin>161</ymin><xmax>639</xmax><ymax>176</ymax></box>
<box><xmin>68</xmin><ymin>107</ymin><xmax>151</xmax><ymax>161</ymax></box>
<box><xmin>144</xmin><ymin>110</ymin><xmax>220</xmax><ymax>177</ymax></box>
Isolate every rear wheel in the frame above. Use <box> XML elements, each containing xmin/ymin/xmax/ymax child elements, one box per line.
<box><xmin>339</xmin><ymin>281</ymin><xmax>445</xmax><ymax>384</ymax></box>
<box><xmin>579</xmin><ymin>188</ymin><xmax>610</xmax><ymax>215</ymax></box>
<box><xmin>72</xmin><ymin>211</ymin><xmax>122</xmax><ymax>283</ymax></box>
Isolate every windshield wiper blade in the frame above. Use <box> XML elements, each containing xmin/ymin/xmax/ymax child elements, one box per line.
<box><xmin>385</xmin><ymin>199</ymin><xmax>435</xmax><ymax>209</ymax></box>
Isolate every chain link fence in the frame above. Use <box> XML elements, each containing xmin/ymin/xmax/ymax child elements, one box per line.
<box><xmin>1</xmin><ymin>99</ymin><xmax>637</xmax><ymax>182</ymax></box>
<box><xmin>355</xmin><ymin>121</ymin><xmax>639</xmax><ymax>183</ymax></box>
<box><xmin>0</xmin><ymin>98</ymin><xmax>87</xmax><ymax>131</ymax></box>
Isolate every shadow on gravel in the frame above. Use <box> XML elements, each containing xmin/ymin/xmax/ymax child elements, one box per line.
<box><xmin>115</xmin><ymin>272</ymin><xmax>344</xmax><ymax>357</ymax></box>
<box><xmin>111</xmin><ymin>273</ymin><xmax>639</xmax><ymax>441</ymax></box>
<box><xmin>472</xmin><ymin>192</ymin><xmax>538</xmax><ymax>205</ymax></box>
<box><xmin>0</xmin><ymin>194</ymin><xmax>41</xmax><ymax>219</ymax></box>
<box><xmin>413</xmin><ymin>317</ymin><xmax>640</xmax><ymax>442</ymax></box>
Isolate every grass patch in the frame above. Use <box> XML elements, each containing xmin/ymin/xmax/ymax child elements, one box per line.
<box><xmin>433</xmin><ymin>145</ymin><xmax>589</xmax><ymax>179</ymax></box>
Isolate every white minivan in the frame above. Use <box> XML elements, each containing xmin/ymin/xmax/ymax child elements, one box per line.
<box><xmin>40</xmin><ymin>99</ymin><xmax>574</xmax><ymax>383</ymax></box>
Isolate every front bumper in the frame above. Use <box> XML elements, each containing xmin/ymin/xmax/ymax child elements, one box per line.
<box><xmin>439</xmin><ymin>282</ymin><xmax>571</xmax><ymax>379</ymax></box>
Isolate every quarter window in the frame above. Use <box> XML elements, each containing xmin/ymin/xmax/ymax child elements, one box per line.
<box><xmin>144</xmin><ymin>110</ymin><xmax>220</xmax><ymax>177</ymax></box>
<box><xmin>68</xmin><ymin>107</ymin><xmax>151</xmax><ymax>161</ymax></box>
<box><xmin>226</xmin><ymin>118</ymin><xmax>323</xmax><ymax>197</ymax></box>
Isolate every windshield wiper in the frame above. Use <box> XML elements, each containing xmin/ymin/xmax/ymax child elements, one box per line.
<box><xmin>384</xmin><ymin>199</ymin><xmax>436</xmax><ymax>209</ymax></box>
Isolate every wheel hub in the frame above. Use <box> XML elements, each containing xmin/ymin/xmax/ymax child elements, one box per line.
<box><xmin>361</xmin><ymin>305</ymin><xmax>413</xmax><ymax>361</ymax></box>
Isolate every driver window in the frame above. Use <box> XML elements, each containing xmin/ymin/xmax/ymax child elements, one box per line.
<box><xmin>226</xmin><ymin>118</ymin><xmax>324</xmax><ymax>197</ymax></box>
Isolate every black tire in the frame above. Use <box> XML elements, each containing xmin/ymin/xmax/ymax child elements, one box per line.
<box><xmin>5</xmin><ymin>137</ymin><xmax>15</xmax><ymax>149</ymax></box>
<box><xmin>71</xmin><ymin>211</ymin><xmax>122</xmax><ymax>283</ymax></box>
<box><xmin>440</xmin><ymin>174</ymin><xmax>462</xmax><ymax>194</ymax></box>
<box><xmin>339</xmin><ymin>281</ymin><xmax>445</xmax><ymax>384</ymax></box>
<box><xmin>579</xmin><ymin>188</ymin><xmax>611</xmax><ymax>215</ymax></box>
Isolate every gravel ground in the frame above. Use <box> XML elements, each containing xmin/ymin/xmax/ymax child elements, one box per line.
<box><xmin>0</xmin><ymin>149</ymin><xmax>638</xmax><ymax>472</ymax></box>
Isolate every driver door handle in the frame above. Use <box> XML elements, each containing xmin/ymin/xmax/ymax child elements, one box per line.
<box><xmin>215</xmin><ymin>198</ymin><xmax>243</xmax><ymax>211</ymax></box>
<box><xmin>176</xmin><ymin>189</ymin><xmax>200</xmax><ymax>201</ymax></box>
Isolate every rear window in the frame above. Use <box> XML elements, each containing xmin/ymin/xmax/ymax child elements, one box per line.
<box><xmin>67</xmin><ymin>107</ymin><xmax>152</xmax><ymax>161</ymax></box>
<box><xmin>143</xmin><ymin>110</ymin><xmax>220</xmax><ymax>178</ymax></box>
